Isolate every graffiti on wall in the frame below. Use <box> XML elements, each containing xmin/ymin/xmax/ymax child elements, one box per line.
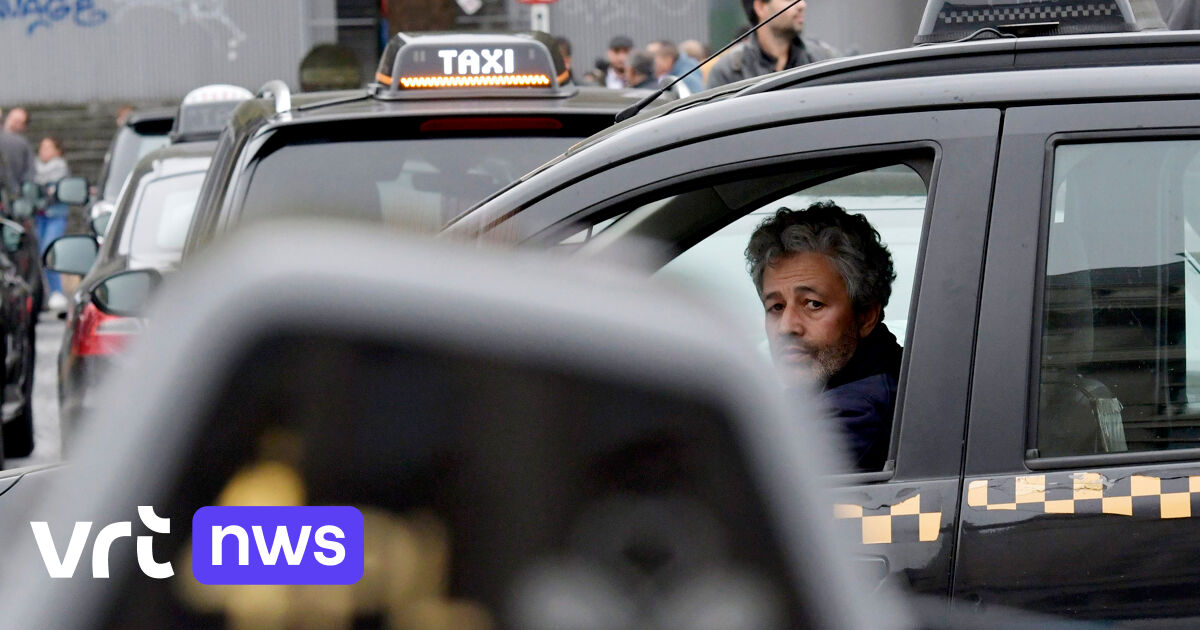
<box><xmin>0</xmin><ymin>0</ymin><xmax>109</xmax><ymax>35</ymax></box>
<box><xmin>113</xmin><ymin>0</ymin><xmax>246</xmax><ymax>60</ymax></box>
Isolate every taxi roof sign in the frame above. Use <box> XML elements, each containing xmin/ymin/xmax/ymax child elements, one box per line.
<box><xmin>171</xmin><ymin>83</ymin><xmax>254</xmax><ymax>143</ymax></box>
<box><xmin>915</xmin><ymin>0</ymin><xmax>1165</xmax><ymax>44</ymax></box>
<box><xmin>373</xmin><ymin>31</ymin><xmax>573</xmax><ymax>100</ymax></box>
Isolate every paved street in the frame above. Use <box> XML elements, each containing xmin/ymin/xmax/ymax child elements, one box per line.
<box><xmin>10</xmin><ymin>311</ymin><xmax>63</xmax><ymax>468</ymax></box>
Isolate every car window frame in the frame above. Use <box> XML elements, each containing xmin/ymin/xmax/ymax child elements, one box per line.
<box><xmin>968</xmin><ymin>100</ymin><xmax>1200</xmax><ymax>476</ymax></box>
<box><xmin>480</xmin><ymin>108</ymin><xmax>1003</xmax><ymax>484</ymax></box>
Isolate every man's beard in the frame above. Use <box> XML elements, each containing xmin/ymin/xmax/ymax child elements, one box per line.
<box><xmin>778</xmin><ymin>326</ymin><xmax>858</xmax><ymax>386</ymax></box>
<box><xmin>808</xmin><ymin>327</ymin><xmax>858</xmax><ymax>383</ymax></box>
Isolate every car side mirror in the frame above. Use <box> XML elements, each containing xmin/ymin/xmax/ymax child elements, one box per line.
<box><xmin>56</xmin><ymin>176</ymin><xmax>89</xmax><ymax>206</ymax></box>
<box><xmin>20</xmin><ymin>181</ymin><xmax>41</xmax><ymax>202</ymax></box>
<box><xmin>9</xmin><ymin>199</ymin><xmax>34</xmax><ymax>220</ymax></box>
<box><xmin>43</xmin><ymin>234</ymin><xmax>99</xmax><ymax>276</ymax></box>
<box><xmin>90</xmin><ymin>211</ymin><xmax>113</xmax><ymax>239</ymax></box>
<box><xmin>0</xmin><ymin>219</ymin><xmax>24</xmax><ymax>254</ymax></box>
<box><xmin>656</xmin><ymin>74</ymin><xmax>690</xmax><ymax>101</ymax></box>
<box><xmin>90</xmin><ymin>268</ymin><xmax>162</xmax><ymax>317</ymax></box>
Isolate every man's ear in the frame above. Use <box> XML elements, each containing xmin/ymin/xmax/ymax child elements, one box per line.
<box><xmin>857</xmin><ymin>303</ymin><xmax>882</xmax><ymax>338</ymax></box>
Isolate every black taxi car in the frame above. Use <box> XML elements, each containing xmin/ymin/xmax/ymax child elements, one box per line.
<box><xmin>447</xmin><ymin>0</ymin><xmax>1200</xmax><ymax>623</ymax></box>
<box><xmin>180</xmin><ymin>32</ymin><xmax>659</xmax><ymax>257</ymax></box>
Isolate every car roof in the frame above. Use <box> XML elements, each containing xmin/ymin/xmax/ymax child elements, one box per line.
<box><xmin>129</xmin><ymin>140</ymin><xmax>216</xmax><ymax>181</ymax></box>
<box><xmin>568</xmin><ymin>30</ymin><xmax>1200</xmax><ymax>158</ymax></box>
<box><xmin>227</xmin><ymin>85</ymin><xmax>656</xmax><ymax>138</ymax></box>
<box><xmin>448</xmin><ymin>59</ymin><xmax>1200</xmax><ymax>235</ymax></box>
<box><xmin>124</xmin><ymin>107</ymin><xmax>175</xmax><ymax>126</ymax></box>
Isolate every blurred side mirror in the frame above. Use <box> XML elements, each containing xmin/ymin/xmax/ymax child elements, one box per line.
<box><xmin>20</xmin><ymin>181</ymin><xmax>41</xmax><ymax>202</ymax></box>
<box><xmin>656</xmin><ymin>74</ymin><xmax>692</xmax><ymax>101</ymax></box>
<box><xmin>43</xmin><ymin>235</ymin><xmax>99</xmax><ymax>276</ymax></box>
<box><xmin>90</xmin><ymin>212</ymin><xmax>112</xmax><ymax>239</ymax></box>
<box><xmin>0</xmin><ymin>219</ymin><xmax>24</xmax><ymax>254</ymax></box>
<box><xmin>56</xmin><ymin>176</ymin><xmax>89</xmax><ymax>206</ymax></box>
<box><xmin>88</xmin><ymin>199</ymin><xmax>115</xmax><ymax>221</ymax></box>
<box><xmin>91</xmin><ymin>268</ymin><xmax>161</xmax><ymax>317</ymax></box>
<box><xmin>10</xmin><ymin>199</ymin><xmax>34</xmax><ymax>220</ymax></box>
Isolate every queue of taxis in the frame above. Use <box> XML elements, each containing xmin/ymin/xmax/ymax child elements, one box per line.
<box><xmin>42</xmin><ymin>85</ymin><xmax>252</xmax><ymax>443</ymax></box>
<box><xmin>440</xmin><ymin>0</ymin><xmax>1200</xmax><ymax>624</ymax></box>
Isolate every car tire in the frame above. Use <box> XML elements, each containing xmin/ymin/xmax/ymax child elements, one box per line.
<box><xmin>2</xmin><ymin>404</ymin><xmax>33</xmax><ymax>459</ymax></box>
<box><xmin>3</xmin><ymin>332</ymin><xmax>35</xmax><ymax>460</ymax></box>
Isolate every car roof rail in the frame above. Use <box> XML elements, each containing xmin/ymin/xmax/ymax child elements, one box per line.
<box><xmin>257</xmin><ymin>80</ymin><xmax>292</xmax><ymax>114</ymax></box>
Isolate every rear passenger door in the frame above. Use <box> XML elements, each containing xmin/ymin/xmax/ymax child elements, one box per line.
<box><xmin>502</xmin><ymin>107</ymin><xmax>1002</xmax><ymax>600</ymax></box>
<box><xmin>961</xmin><ymin>100</ymin><xmax>1200</xmax><ymax>624</ymax></box>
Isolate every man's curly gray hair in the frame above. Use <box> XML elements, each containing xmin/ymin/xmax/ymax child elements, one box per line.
<box><xmin>746</xmin><ymin>201</ymin><xmax>896</xmax><ymax>319</ymax></box>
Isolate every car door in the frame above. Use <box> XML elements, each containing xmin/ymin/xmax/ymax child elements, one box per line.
<box><xmin>961</xmin><ymin>99</ymin><xmax>1200</xmax><ymax>624</ymax></box>
<box><xmin>488</xmin><ymin>106</ymin><xmax>1003</xmax><ymax>600</ymax></box>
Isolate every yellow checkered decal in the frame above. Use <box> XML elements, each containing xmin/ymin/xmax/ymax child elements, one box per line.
<box><xmin>834</xmin><ymin>494</ymin><xmax>942</xmax><ymax>545</ymax></box>
<box><xmin>967</xmin><ymin>473</ymin><xmax>1200</xmax><ymax>519</ymax></box>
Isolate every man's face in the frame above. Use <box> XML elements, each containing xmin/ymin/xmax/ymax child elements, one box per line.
<box><xmin>6</xmin><ymin>109</ymin><xmax>27</xmax><ymax>134</ymax></box>
<box><xmin>761</xmin><ymin>251</ymin><xmax>874</xmax><ymax>386</ymax></box>
<box><xmin>608</xmin><ymin>47</ymin><xmax>630</xmax><ymax>73</ymax></box>
<box><xmin>653</xmin><ymin>52</ymin><xmax>674</xmax><ymax>77</ymax></box>
<box><xmin>755</xmin><ymin>0</ymin><xmax>806</xmax><ymax>35</ymax></box>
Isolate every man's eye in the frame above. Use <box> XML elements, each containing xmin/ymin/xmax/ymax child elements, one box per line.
<box><xmin>805</xmin><ymin>300</ymin><xmax>824</xmax><ymax>311</ymax></box>
<box><xmin>766</xmin><ymin>303</ymin><xmax>784</xmax><ymax>313</ymax></box>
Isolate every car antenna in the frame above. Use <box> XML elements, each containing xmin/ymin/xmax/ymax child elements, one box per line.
<box><xmin>615</xmin><ymin>0</ymin><xmax>806</xmax><ymax>124</ymax></box>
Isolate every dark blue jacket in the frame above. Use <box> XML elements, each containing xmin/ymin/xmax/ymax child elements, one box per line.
<box><xmin>820</xmin><ymin>324</ymin><xmax>901</xmax><ymax>471</ymax></box>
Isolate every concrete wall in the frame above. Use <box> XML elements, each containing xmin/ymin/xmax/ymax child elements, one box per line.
<box><xmin>1</xmin><ymin>0</ymin><xmax>331</xmax><ymax>106</ymax></box>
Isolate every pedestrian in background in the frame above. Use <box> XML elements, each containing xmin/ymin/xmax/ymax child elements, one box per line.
<box><xmin>34</xmin><ymin>136</ymin><xmax>69</xmax><ymax>311</ymax></box>
<box><xmin>648</xmin><ymin>40</ymin><xmax>703</xmax><ymax>93</ymax></box>
<box><xmin>605</xmin><ymin>35</ymin><xmax>634</xmax><ymax>88</ymax></box>
<box><xmin>0</xmin><ymin>119</ymin><xmax>34</xmax><ymax>200</ymax></box>
<box><xmin>555</xmin><ymin>36</ymin><xmax>576</xmax><ymax>84</ymax></box>
<box><xmin>626</xmin><ymin>49</ymin><xmax>657</xmax><ymax>89</ymax></box>
<box><xmin>707</xmin><ymin>0</ymin><xmax>838</xmax><ymax>89</ymax></box>
<box><xmin>680</xmin><ymin>39</ymin><xmax>716</xmax><ymax>86</ymax></box>
<box><xmin>5</xmin><ymin>108</ymin><xmax>28</xmax><ymax>135</ymax></box>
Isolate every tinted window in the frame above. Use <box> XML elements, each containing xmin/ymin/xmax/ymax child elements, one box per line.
<box><xmin>1037</xmin><ymin>140</ymin><xmax>1200</xmax><ymax>457</ymax></box>
<box><xmin>239</xmin><ymin>137</ymin><xmax>579</xmax><ymax>232</ymax></box>
<box><xmin>104</xmin><ymin>128</ymin><xmax>170</xmax><ymax>200</ymax></box>
<box><xmin>128</xmin><ymin>171</ymin><xmax>205</xmax><ymax>262</ymax></box>
<box><xmin>99</xmin><ymin>333</ymin><xmax>800</xmax><ymax>630</ymax></box>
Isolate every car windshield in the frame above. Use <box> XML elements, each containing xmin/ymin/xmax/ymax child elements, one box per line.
<box><xmin>128</xmin><ymin>170</ymin><xmax>206</xmax><ymax>263</ymax></box>
<box><xmin>104</xmin><ymin>128</ymin><xmax>171</xmax><ymax>201</ymax></box>
<box><xmin>238</xmin><ymin>136</ymin><xmax>579</xmax><ymax>231</ymax></box>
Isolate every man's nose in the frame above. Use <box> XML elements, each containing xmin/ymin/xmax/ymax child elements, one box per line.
<box><xmin>776</xmin><ymin>304</ymin><xmax>805</xmax><ymax>337</ymax></box>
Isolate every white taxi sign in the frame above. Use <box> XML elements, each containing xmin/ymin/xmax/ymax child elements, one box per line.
<box><xmin>375</xmin><ymin>33</ymin><xmax>564</xmax><ymax>93</ymax></box>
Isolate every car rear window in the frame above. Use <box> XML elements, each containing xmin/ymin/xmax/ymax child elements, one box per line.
<box><xmin>128</xmin><ymin>171</ymin><xmax>206</xmax><ymax>263</ymax></box>
<box><xmin>104</xmin><ymin>128</ymin><xmax>170</xmax><ymax>200</ymax></box>
<box><xmin>237</xmin><ymin>136</ymin><xmax>580</xmax><ymax>232</ymax></box>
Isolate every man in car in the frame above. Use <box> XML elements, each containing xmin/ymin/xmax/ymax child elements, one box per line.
<box><xmin>707</xmin><ymin>0</ymin><xmax>837</xmax><ymax>89</ymax></box>
<box><xmin>747</xmin><ymin>202</ymin><xmax>900</xmax><ymax>470</ymax></box>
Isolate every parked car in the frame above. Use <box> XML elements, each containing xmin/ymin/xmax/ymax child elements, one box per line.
<box><xmin>44</xmin><ymin>141</ymin><xmax>214</xmax><ymax>443</ymax></box>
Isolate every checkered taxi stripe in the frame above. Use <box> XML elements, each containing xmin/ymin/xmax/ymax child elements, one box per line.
<box><xmin>834</xmin><ymin>494</ymin><xmax>942</xmax><ymax>545</ymax></box>
<box><xmin>967</xmin><ymin>473</ymin><xmax>1200</xmax><ymax>519</ymax></box>
<box><xmin>940</xmin><ymin>3</ymin><xmax>1117</xmax><ymax>24</ymax></box>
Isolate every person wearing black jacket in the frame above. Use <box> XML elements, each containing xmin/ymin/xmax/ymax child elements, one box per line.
<box><xmin>747</xmin><ymin>202</ymin><xmax>899</xmax><ymax>471</ymax></box>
